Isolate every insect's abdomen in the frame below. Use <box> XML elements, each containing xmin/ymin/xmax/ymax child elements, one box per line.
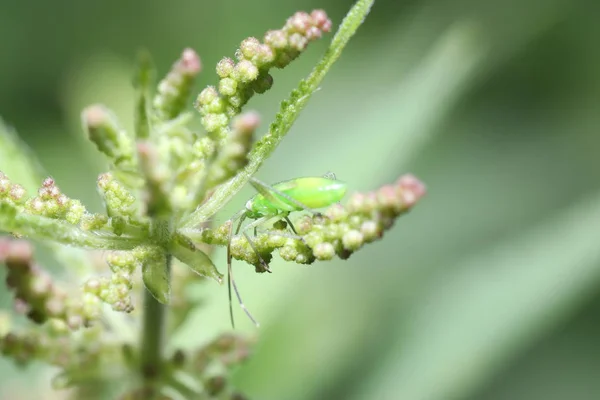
<box><xmin>273</xmin><ymin>177</ymin><xmax>347</xmax><ymax>210</ymax></box>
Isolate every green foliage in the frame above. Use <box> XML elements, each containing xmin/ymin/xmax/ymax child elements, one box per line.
<box><xmin>0</xmin><ymin>1</ymin><xmax>427</xmax><ymax>398</ymax></box>
<box><xmin>2</xmin><ymin>0</ymin><xmax>598</xmax><ymax>399</ymax></box>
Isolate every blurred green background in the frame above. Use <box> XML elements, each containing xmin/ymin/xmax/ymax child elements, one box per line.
<box><xmin>2</xmin><ymin>0</ymin><xmax>600</xmax><ymax>398</ymax></box>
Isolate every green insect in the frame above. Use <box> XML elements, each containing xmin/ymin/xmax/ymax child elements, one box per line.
<box><xmin>227</xmin><ymin>174</ymin><xmax>347</xmax><ymax>327</ymax></box>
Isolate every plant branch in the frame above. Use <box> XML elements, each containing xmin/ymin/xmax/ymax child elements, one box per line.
<box><xmin>180</xmin><ymin>0</ymin><xmax>375</xmax><ymax>229</ymax></box>
<box><xmin>0</xmin><ymin>204</ymin><xmax>144</xmax><ymax>250</ymax></box>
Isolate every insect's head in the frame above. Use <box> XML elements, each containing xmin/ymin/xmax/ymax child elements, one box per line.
<box><xmin>244</xmin><ymin>199</ymin><xmax>263</xmax><ymax>219</ymax></box>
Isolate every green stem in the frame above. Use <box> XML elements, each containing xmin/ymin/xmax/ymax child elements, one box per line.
<box><xmin>140</xmin><ymin>254</ymin><xmax>172</xmax><ymax>385</ymax></box>
<box><xmin>181</xmin><ymin>0</ymin><xmax>375</xmax><ymax>229</ymax></box>
<box><xmin>0</xmin><ymin>204</ymin><xmax>145</xmax><ymax>249</ymax></box>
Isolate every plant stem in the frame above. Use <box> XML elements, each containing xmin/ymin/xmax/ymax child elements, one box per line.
<box><xmin>0</xmin><ymin>205</ymin><xmax>146</xmax><ymax>250</ymax></box>
<box><xmin>140</xmin><ymin>216</ymin><xmax>173</xmax><ymax>394</ymax></box>
<box><xmin>140</xmin><ymin>254</ymin><xmax>172</xmax><ymax>384</ymax></box>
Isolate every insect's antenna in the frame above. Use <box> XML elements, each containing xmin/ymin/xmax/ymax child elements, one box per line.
<box><xmin>227</xmin><ymin>212</ymin><xmax>260</xmax><ymax>328</ymax></box>
<box><xmin>227</xmin><ymin>211</ymin><xmax>244</xmax><ymax>329</ymax></box>
<box><xmin>231</xmin><ymin>262</ymin><xmax>260</xmax><ymax>327</ymax></box>
<box><xmin>227</xmin><ymin>218</ymin><xmax>236</xmax><ymax>329</ymax></box>
<box><xmin>322</xmin><ymin>171</ymin><xmax>337</xmax><ymax>180</ymax></box>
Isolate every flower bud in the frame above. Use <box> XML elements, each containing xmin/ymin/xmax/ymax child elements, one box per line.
<box><xmin>97</xmin><ymin>173</ymin><xmax>137</xmax><ymax>218</ymax></box>
<box><xmin>234</xmin><ymin>60</ymin><xmax>259</xmax><ymax>83</ymax></box>
<box><xmin>311</xmin><ymin>9</ymin><xmax>332</xmax><ymax>32</ymax></box>
<box><xmin>196</xmin><ymin>86</ymin><xmax>219</xmax><ymax>107</ymax></box>
<box><xmin>219</xmin><ymin>77</ymin><xmax>238</xmax><ymax>96</ymax></box>
<box><xmin>342</xmin><ymin>230</ymin><xmax>364</xmax><ymax>251</ymax></box>
<box><xmin>252</xmin><ymin>73</ymin><xmax>273</xmax><ymax>94</ymax></box>
<box><xmin>264</xmin><ymin>30</ymin><xmax>288</xmax><ymax>49</ymax></box>
<box><xmin>216</xmin><ymin>57</ymin><xmax>235</xmax><ymax>78</ymax></box>
<box><xmin>82</xmin><ymin>105</ymin><xmax>135</xmax><ymax>171</ymax></box>
<box><xmin>154</xmin><ymin>48</ymin><xmax>202</xmax><ymax>120</ymax></box>
<box><xmin>239</xmin><ymin>37</ymin><xmax>261</xmax><ymax>60</ymax></box>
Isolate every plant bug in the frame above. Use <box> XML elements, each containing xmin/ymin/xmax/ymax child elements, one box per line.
<box><xmin>227</xmin><ymin>174</ymin><xmax>347</xmax><ymax>328</ymax></box>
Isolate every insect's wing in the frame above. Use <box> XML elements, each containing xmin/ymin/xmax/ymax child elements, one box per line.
<box><xmin>249</xmin><ymin>177</ymin><xmax>297</xmax><ymax>209</ymax></box>
<box><xmin>250</xmin><ymin>177</ymin><xmax>325</xmax><ymax>214</ymax></box>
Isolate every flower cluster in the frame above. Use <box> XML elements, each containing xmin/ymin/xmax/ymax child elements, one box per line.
<box><xmin>97</xmin><ymin>173</ymin><xmax>138</xmax><ymax>218</ymax></box>
<box><xmin>154</xmin><ymin>48</ymin><xmax>203</xmax><ymax>121</ymax></box>
<box><xmin>1</xmin><ymin>317</ymin><xmax>126</xmax><ymax>391</ymax></box>
<box><xmin>83</xmin><ymin>104</ymin><xmax>137</xmax><ymax>179</ymax></box>
<box><xmin>24</xmin><ymin>177</ymin><xmax>86</xmax><ymax>224</ymax></box>
<box><xmin>196</xmin><ymin>10</ymin><xmax>332</xmax><ymax>140</ymax></box>
<box><xmin>186</xmin><ymin>9</ymin><xmax>333</xmax><ymax>205</ymax></box>
<box><xmin>0</xmin><ymin>2</ymin><xmax>414</xmax><ymax>398</ymax></box>
<box><xmin>0</xmin><ymin>325</ymin><xmax>75</xmax><ymax>367</ymax></box>
<box><xmin>0</xmin><ymin>171</ymin><xmax>26</xmax><ymax>205</ymax></box>
<box><xmin>197</xmin><ymin>174</ymin><xmax>426</xmax><ymax>270</ymax></box>
<box><xmin>302</xmin><ymin>174</ymin><xmax>426</xmax><ymax>260</ymax></box>
<box><xmin>165</xmin><ymin>333</ymin><xmax>254</xmax><ymax>399</ymax></box>
<box><xmin>204</xmin><ymin>111</ymin><xmax>260</xmax><ymax>189</ymax></box>
<box><xmin>83</xmin><ymin>250</ymin><xmax>138</xmax><ymax>313</ymax></box>
<box><xmin>0</xmin><ymin>238</ymin><xmax>100</xmax><ymax>328</ymax></box>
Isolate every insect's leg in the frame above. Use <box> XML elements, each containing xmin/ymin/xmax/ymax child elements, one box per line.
<box><xmin>283</xmin><ymin>215</ymin><xmax>298</xmax><ymax>234</ymax></box>
<box><xmin>242</xmin><ymin>215</ymin><xmax>275</xmax><ymax>232</ymax></box>
<box><xmin>281</xmin><ymin>214</ymin><xmax>311</xmax><ymax>246</ymax></box>
<box><xmin>249</xmin><ymin>177</ymin><xmax>322</xmax><ymax>216</ymax></box>
<box><xmin>228</xmin><ymin>214</ymin><xmax>276</xmax><ymax>328</ymax></box>
<box><xmin>242</xmin><ymin>231</ymin><xmax>272</xmax><ymax>273</ymax></box>
<box><xmin>234</xmin><ymin>215</ymin><xmax>245</xmax><ymax>235</ymax></box>
<box><xmin>227</xmin><ymin>212</ymin><xmax>260</xmax><ymax>328</ymax></box>
<box><xmin>250</xmin><ymin>214</ymin><xmax>303</xmax><ymax>240</ymax></box>
<box><xmin>227</xmin><ymin>218</ymin><xmax>236</xmax><ymax>329</ymax></box>
<box><xmin>245</xmin><ymin>212</ymin><xmax>301</xmax><ymax>241</ymax></box>
<box><xmin>238</xmin><ymin>216</ymin><xmax>278</xmax><ymax>273</ymax></box>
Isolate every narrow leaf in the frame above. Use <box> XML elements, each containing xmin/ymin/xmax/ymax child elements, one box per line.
<box><xmin>358</xmin><ymin>192</ymin><xmax>600</xmax><ymax>400</ymax></box>
<box><xmin>141</xmin><ymin>249</ymin><xmax>171</xmax><ymax>304</ymax></box>
<box><xmin>133</xmin><ymin>50</ymin><xmax>155</xmax><ymax>140</ymax></box>
<box><xmin>170</xmin><ymin>232</ymin><xmax>223</xmax><ymax>283</ymax></box>
<box><xmin>0</xmin><ymin>118</ymin><xmax>45</xmax><ymax>193</ymax></box>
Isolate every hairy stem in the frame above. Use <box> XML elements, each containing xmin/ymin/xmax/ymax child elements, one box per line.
<box><xmin>0</xmin><ymin>205</ymin><xmax>145</xmax><ymax>250</ymax></box>
<box><xmin>140</xmin><ymin>254</ymin><xmax>172</xmax><ymax>388</ymax></box>
<box><xmin>181</xmin><ymin>0</ymin><xmax>375</xmax><ymax>229</ymax></box>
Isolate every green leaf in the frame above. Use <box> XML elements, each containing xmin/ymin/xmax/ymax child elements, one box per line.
<box><xmin>142</xmin><ymin>250</ymin><xmax>171</xmax><ymax>304</ymax></box>
<box><xmin>170</xmin><ymin>232</ymin><xmax>222</xmax><ymax>283</ymax></box>
<box><xmin>354</xmin><ymin>191</ymin><xmax>600</xmax><ymax>400</ymax></box>
<box><xmin>133</xmin><ymin>50</ymin><xmax>155</xmax><ymax>140</ymax></box>
<box><xmin>0</xmin><ymin>118</ymin><xmax>45</xmax><ymax>193</ymax></box>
